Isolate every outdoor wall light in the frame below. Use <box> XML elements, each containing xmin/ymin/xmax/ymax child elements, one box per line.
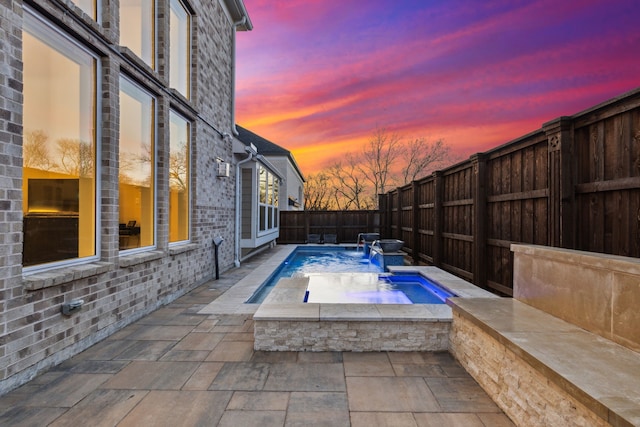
<box><xmin>61</xmin><ymin>298</ymin><xmax>84</xmax><ymax>316</ymax></box>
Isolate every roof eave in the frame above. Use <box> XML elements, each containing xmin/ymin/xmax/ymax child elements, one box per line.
<box><xmin>223</xmin><ymin>0</ymin><xmax>253</xmax><ymax>30</ymax></box>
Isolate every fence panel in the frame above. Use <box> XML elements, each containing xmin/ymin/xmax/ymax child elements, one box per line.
<box><xmin>278</xmin><ymin>210</ymin><xmax>379</xmax><ymax>244</ymax></box>
<box><xmin>377</xmin><ymin>87</ymin><xmax>640</xmax><ymax>295</ymax></box>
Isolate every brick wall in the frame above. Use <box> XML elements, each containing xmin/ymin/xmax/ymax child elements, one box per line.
<box><xmin>0</xmin><ymin>0</ymin><xmax>244</xmax><ymax>394</ymax></box>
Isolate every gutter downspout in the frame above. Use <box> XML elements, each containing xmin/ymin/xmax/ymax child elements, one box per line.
<box><xmin>231</xmin><ymin>17</ymin><xmax>247</xmax><ymax>136</ymax></box>
<box><xmin>234</xmin><ymin>144</ymin><xmax>256</xmax><ymax>267</ymax></box>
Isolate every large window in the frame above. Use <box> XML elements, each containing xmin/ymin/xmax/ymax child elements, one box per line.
<box><xmin>169</xmin><ymin>111</ymin><xmax>190</xmax><ymax>243</ymax></box>
<box><xmin>22</xmin><ymin>12</ymin><xmax>98</xmax><ymax>268</ymax></box>
<box><xmin>258</xmin><ymin>166</ymin><xmax>279</xmax><ymax>233</ymax></box>
<box><xmin>169</xmin><ymin>0</ymin><xmax>190</xmax><ymax>98</ymax></box>
<box><xmin>70</xmin><ymin>0</ymin><xmax>98</xmax><ymax>20</ymax></box>
<box><xmin>119</xmin><ymin>77</ymin><xmax>155</xmax><ymax>251</ymax></box>
<box><xmin>120</xmin><ymin>0</ymin><xmax>155</xmax><ymax>68</ymax></box>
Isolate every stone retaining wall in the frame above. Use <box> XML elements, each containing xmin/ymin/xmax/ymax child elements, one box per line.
<box><xmin>254</xmin><ymin>319</ymin><xmax>450</xmax><ymax>352</ymax></box>
<box><xmin>449</xmin><ymin>312</ymin><xmax>609</xmax><ymax>427</ymax></box>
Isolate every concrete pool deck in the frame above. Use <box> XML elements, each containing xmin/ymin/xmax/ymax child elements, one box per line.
<box><xmin>0</xmin><ymin>248</ymin><xmax>515</xmax><ymax>426</ymax></box>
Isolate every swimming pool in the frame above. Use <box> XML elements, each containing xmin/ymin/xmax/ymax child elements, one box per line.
<box><xmin>246</xmin><ymin>246</ymin><xmax>455</xmax><ymax>304</ymax></box>
<box><xmin>247</xmin><ymin>247</ymin><xmax>381</xmax><ymax>303</ymax></box>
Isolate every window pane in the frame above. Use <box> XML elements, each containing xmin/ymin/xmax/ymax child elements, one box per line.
<box><xmin>170</xmin><ymin>0</ymin><xmax>190</xmax><ymax>98</ymax></box>
<box><xmin>259</xmin><ymin>167</ymin><xmax>267</xmax><ymax>204</ymax></box>
<box><xmin>121</xmin><ymin>0</ymin><xmax>155</xmax><ymax>68</ymax></box>
<box><xmin>119</xmin><ymin>77</ymin><xmax>155</xmax><ymax>250</ymax></box>
<box><xmin>23</xmin><ymin>13</ymin><xmax>97</xmax><ymax>267</ymax></box>
<box><xmin>169</xmin><ymin>111</ymin><xmax>190</xmax><ymax>243</ymax></box>
<box><xmin>70</xmin><ymin>0</ymin><xmax>97</xmax><ymax>19</ymax></box>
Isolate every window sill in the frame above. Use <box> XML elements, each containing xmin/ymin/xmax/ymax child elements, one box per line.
<box><xmin>168</xmin><ymin>243</ymin><xmax>198</xmax><ymax>256</ymax></box>
<box><xmin>118</xmin><ymin>250</ymin><xmax>165</xmax><ymax>268</ymax></box>
<box><xmin>23</xmin><ymin>261</ymin><xmax>113</xmax><ymax>291</ymax></box>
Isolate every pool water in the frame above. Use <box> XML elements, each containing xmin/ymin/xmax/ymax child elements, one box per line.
<box><xmin>247</xmin><ymin>247</ymin><xmax>381</xmax><ymax>303</ymax></box>
<box><xmin>304</xmin><ymin>272</ymin><xmax>454</xmax><ymax>304</ymax></box>
<box><xmin>247</xmin><ymin>247</ymin><xmax>456</xmax><ymax>304</ymax></box>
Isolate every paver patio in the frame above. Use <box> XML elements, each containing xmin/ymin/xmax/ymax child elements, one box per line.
<box><xmin>0</xmin><ymin>251</ymin><xmax>515</xmax><ymax>426</ymax></box>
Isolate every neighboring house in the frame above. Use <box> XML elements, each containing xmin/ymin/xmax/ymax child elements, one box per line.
<box><xmin>0</xmin><ymin>0</ymin><xmax>252</xmax><ymax>394</ymax></box>
<box><xmin>233</xmin><ymin>126</ymin><xmax>305</xmax><ymax>262</ymax></box>
<box><xmin>236</xmin><ymin>125</ymin><xmax>306</xmax><ymax>211</ymax></box>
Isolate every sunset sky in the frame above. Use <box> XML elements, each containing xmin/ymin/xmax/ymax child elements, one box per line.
<box><xmin>235</xmin><ymin>0</ymin><xmax>640</xmax><ymax>175</ymax></box>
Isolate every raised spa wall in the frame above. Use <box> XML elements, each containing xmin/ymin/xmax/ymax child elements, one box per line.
<box><xmin>512</xmin><ymin>244</ymin><xmax>640</xmax><ymax>352</ymax></box>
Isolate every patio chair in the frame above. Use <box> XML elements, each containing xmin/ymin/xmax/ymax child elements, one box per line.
<box><xmin>323</xmin><ymin>233</ymin><xmax>338</xmax><ymax>244</ymax></box>
<box><xmin>306</xmin><ymin>234</ymin><xmax>321</xmax><ymax>244</ymax></box>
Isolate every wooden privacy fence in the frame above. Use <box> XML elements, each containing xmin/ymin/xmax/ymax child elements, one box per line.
<box><xmin>278</xmin><ymin>210</ymin><xmax>380</xmax><ymax>244</ymax></box>
<box><xmin>379</xmin><ymin>88</ymin><xmax>640</xmax><ymax>296</ymax></box>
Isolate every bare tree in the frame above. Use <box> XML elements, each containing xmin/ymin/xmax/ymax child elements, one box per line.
<box><xmin>304</xmin><ymin>172</ymin><xmax>334</xmax><ymax>210</ymax></box>
<box><xmin>169</xmin><ymin>141</ymin><xmax>188</xmax><ymax>192</ymax></box>
<box><xmin>23</xmin><ymin>130</ymin><xmax>56</xmax><ymax>170</ymax></box>
<box><xmin>56</xmin><ymin>138</ymin><xmax>94</xmax><ymax>177</ymax></box>
<box><xmin>400</xmin><ymin>137</ymin><xmax>451</xmax><ymax>184</ymax></box>
<box><xmin>361</xmin><ymin>127</ymin><xmax>401</xmax><ymax>202</ymax></box>
<box><xmin>327</xmin><ymin>154</ymin><xmax>372</xmax><ymax>210</ymax></box>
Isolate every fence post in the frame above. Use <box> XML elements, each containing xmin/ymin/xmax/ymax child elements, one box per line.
<box><xmin>433</xmin><ymin>171</ymin><xmax>444</xmax><ymax>267</ymax></box>
<box><xmin>412</xmin><ymin>181</ymin><xmax>421</xmax><ymax>265</ymax></box>
<box><xmin>396</xmin><ymin>188</ymin><xmax>403</xmax><ymax>241</ymax></box>
<box><xmin>543</xmin><ymin>117</ymin><xmax>575</xmax><ymax>249</ymax></box>
<box><xmin>471</xmin><ymin>153</ymin><xmax>487</xmax><ymax>289</ymax></box>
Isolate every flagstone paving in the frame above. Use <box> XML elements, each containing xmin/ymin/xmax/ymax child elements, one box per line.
<box><xmin>0</xmin><ymin>252</ymin><xmax>515</xmax><ymax>426</ymax></box>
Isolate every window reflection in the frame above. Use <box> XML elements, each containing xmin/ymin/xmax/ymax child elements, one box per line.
<box><xmin>258</xmin><ymin>166</ymin><xmax>279</xmax><ymax>233</ymax></box>
<box><xmin>169</xmin><ymin>111</ymin><xmax>190</xmax><ymax>243</ymax></box>
<box><xmin>170</xmin><ymin>0</ymin><xmax>190</xmax><ymax>98</ymax></box>
<box><xmin>121</xmin><ymin>0</ymin><xmax>155</xmax><ymax>68</ymax></box>
<box><xmin>22</xmin><ymin>12</ymin><xmax>97</xmax><ymax>268</ymax></box>
<box><xmin>119</xmin><ymin>77</ymin><xmax>155</xmax><ymax>250</ymax></box>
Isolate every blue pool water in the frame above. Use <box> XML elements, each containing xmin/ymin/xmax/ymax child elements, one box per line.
<box><xmin>247</xmin><ymin>247</ymin><xmax>456</xmax><ymax>304</ymax></box>
<box><xmin>304</xmin><ymin>272</ymin><xmax>454</xmax><ymax>304</ymax></box>
<box><xmin>247</xmin><ymin>247</ymin><xmax>381</xmax><ymax>303</ymax></box>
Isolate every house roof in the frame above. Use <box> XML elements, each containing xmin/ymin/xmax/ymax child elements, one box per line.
<box><xmin>236</xmin><ymin>125</ymin><xmax>305</xmax><ymax>182</ymax></box>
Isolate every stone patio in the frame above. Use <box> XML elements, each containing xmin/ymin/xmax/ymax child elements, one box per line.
<box><xmin>0</xmin><ymin>251</ymin><xmax>514</xmax><ymax>426</ymax></box>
